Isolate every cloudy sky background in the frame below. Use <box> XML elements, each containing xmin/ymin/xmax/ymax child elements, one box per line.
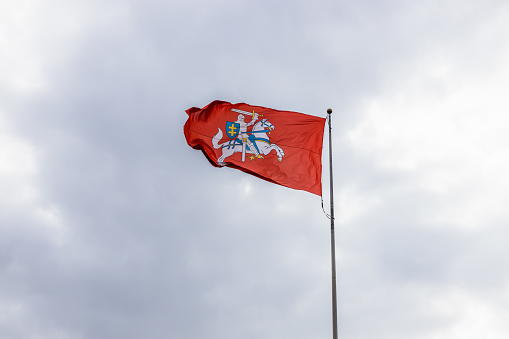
<box><xmin>2</xmin><ymin>0</ymin><xmax>509</xmax><ymax>338</ymax></box>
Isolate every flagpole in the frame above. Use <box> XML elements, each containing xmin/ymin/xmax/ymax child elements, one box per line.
<box><xmin>327</xmin><ymin>108</ymin><xmax>338</xmax><ymax>339</ymax></box>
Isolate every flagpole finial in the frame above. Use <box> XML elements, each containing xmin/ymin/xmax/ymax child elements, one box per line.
<box><xmin>327</xmin><ymin>108</ymin><xmax>332</xmax><ymax>114</ymax></box>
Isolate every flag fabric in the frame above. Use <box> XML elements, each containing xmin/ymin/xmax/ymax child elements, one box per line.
<box><xmin>183</xmin><ymin>100</ymin><xmax>326</xmax><ymax>195</ymax></box>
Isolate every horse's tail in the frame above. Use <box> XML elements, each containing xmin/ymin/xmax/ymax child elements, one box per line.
<box><xmin>212</xmin><ymin>128</ymin><xmax>224</xmax><ymax>149</ymax></box>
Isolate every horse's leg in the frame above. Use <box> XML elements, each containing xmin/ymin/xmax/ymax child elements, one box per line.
<box><xmin>276</xmin><ymin>145</ymin><xmax>285</xmax><ymax>158</ymax></box>
<box><xmin>257</xmin><ymin>143</ymin><xmax>269</xmax><ymax>156</ymax></box>
<box><xmin>270</xmin><ymin>144</ymin><xmax>284</xmax><ymax>161</ymax></box>
<box><xmin>218</xmin><ymin>146</ymin><xmax>235</xmax><ymax>165</ymax></box>
<box><xmin>217</xmin><ymin>152</ymin><xmax>227</xmax><ymax>165</ymax></box>
<box><xmin>256</xmin><ymin>144</ymin><xmax>281</xmax><ymax>161</ymax></box>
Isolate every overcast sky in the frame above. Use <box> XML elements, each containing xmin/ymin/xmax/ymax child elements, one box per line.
<box><xmin>2</xmin><ymin>0</ymin><xmax>509</xmax><ymax>338</ymax></box>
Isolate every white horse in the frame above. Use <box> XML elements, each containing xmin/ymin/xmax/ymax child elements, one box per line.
<box><xmin>212</xmin><ymin>119</ymin><xmax>285</xmax><ymax>165</ymax></box>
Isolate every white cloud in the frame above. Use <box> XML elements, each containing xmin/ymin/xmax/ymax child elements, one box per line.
<box><xmin>427</xmin><ymin>286</ymin><xmax>509</xmax><ymax>338</ymax></box>
<box><xmin>0</xmin><ymin>115</ymin><xmax>38</xmax><ymax>205</ymax></box>
<box><xmin>345</xmin><ymin>25</ymin><xmax>509</xmax><ymax>229</ymax></box>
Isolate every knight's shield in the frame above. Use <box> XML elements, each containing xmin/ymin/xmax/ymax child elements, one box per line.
<box><xmin>226</xmin><ymin>121</ymin><xmax>240</xmax><ymax>139</ymax></box>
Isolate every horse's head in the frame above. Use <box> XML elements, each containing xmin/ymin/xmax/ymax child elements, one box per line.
<box><xmin>256</xmin><ymin>119</ymin><xmax>274</xmax><ymax>132</ymax></box>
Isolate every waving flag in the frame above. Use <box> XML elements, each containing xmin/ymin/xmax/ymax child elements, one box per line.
<box><xmin>183</xmin><ymin>100</ymin><xmax>326</xmax><ymax>195</ymax></box>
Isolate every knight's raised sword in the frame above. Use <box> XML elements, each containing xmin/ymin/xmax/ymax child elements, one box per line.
<box><xmin>231</xmin><ymin>108</ymin><xmax>263</xmax><ymax>118</ymax></box>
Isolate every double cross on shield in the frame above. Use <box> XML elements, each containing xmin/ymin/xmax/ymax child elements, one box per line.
<box><xmin>226</xmin><ymin>121</ymin><xmax>240</xmax><ymax>140</ymax></box>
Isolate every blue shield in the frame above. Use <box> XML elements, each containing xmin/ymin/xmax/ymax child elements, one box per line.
<box><xmin>225</xmin><ymin>121</ymin><xmax>240</xmax><ymax>139</ymax></box>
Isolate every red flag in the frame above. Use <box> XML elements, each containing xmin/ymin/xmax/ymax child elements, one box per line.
<box><xmin>184</xmin><ymin>100</ymin><xmax>326</xmax><ymax>195</ymax></box>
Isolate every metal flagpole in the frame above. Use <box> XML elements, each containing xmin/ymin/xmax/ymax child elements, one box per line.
<box><xmin>327</xmin><ymin>108</ymin><xmax>338</xmax><ymax>339</ymax></box>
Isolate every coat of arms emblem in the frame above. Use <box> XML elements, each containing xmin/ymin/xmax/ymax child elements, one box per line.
<box><xmin>212</xmin><ymin>109</ymin><xmax>285</xmax><ymax>164</ymax></box>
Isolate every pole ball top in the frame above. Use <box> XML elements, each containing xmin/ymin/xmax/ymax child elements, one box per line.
<box><xmin>327</xmin><ymin>108</ymin><xmax>332</xmax><ymax>114</ymax></box>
